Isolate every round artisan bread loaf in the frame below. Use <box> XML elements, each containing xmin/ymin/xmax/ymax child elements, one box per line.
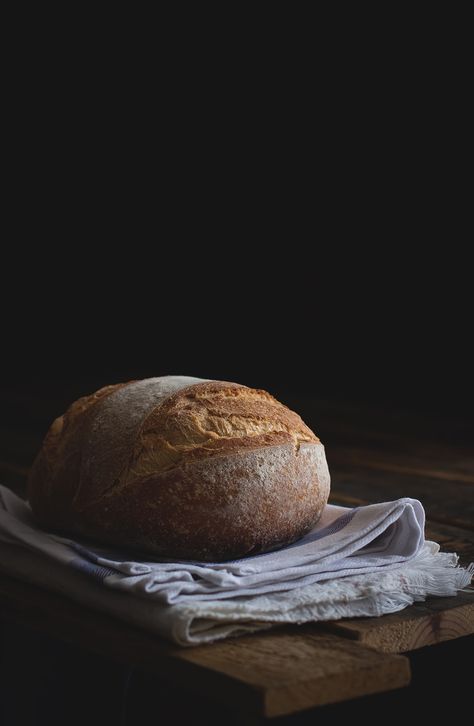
<box><xmin>27</xmin><ymin>376</ymin><xmax>330</xmax><ymax>561</ymax></box>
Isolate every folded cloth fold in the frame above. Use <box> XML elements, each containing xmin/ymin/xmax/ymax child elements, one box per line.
<box><xmin>0</xmin><ymin>485</ymin><xmax>471</xmax><ymax>645</ymax></box>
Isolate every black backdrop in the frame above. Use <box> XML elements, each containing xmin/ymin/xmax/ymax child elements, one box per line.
<box><xmin>1</xmin><ymin>33</ymin><xmax>472</xmax><ymax>726</ymax></box>
<box><xmin>2</xmin><ymin>32</ymin><xmax>472</xmax><ymax>424</ymax></box>
<box><xmin>2</xmin><ymin>241</ymin><xmax>472</xmax><ymax>422</ymax></box>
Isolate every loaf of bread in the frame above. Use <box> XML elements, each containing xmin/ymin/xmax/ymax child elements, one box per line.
<box><xmin>27</xmin><ymin>377</ymin><xmax>330</xmax><ymax>561</ymax></box>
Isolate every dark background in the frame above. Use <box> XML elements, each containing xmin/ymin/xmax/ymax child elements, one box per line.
<box><xmin>2</xmin><ymin>240</ymin><xmax>471</xmax><ymax>427</ymax></box>
<box><xmin>0</xmin><ymin>3</ymin><xmax>470</xmax><ymax>447</ymax></box>
<box><xmin>2</xmin><ymin>45</ymin><xmax>472</xmax><ymax>426</ymax></box>
<box><xmin>0</xmin><ymin>40</ymin><xmax>473</xmax><ymax>726</ymax></box>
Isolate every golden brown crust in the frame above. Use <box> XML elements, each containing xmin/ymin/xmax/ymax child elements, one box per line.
<box><xmin>27</xmin><ymin>377</ymin><xmax>330</xmax><ymax>561</ymax></box>
<box><xmin>129</xmin><ymin>381</ymin><xmax>318</xmax><ymax>482</ymax></box>
<box><xmin>77</xmin><ymin>442</ymin><xmax>330</xmax><ymax>561</ymax></box>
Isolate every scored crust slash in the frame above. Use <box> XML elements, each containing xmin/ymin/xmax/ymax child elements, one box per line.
<box><xmin>27</xmin><ymin>376</ymin><xmax>330</xmax><ymax>561</ymax></box>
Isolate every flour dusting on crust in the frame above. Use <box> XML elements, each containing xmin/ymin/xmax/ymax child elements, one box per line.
<box><xmin>78</xmin><ymin>376</ymin><xmax>207</xmax><ymax>503</ymax></box>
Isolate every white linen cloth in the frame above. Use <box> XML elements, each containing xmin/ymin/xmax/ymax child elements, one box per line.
<box><xmin>0</xmin><ymin>485</ymin><xmax>471</xmax><ymax>646</ymax></box>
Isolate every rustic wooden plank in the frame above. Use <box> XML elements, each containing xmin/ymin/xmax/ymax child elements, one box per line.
<box><xmin>326</xmin><ymin>592</ymin><xmax>474</xmax><ymax>654</ymax></box>
<box><xmin>180</xmin><ymin>629</ymin><xmax>410</xmax><ymax>717</ymax></box>
<box><xmin>320</xmin><ymin>422</ymin><xmax>474</xmax><ymax>461</ymax></box>
<box><xmin>0</xmin><ymin>573</ymin><xmax>410</xmax><ymax>718</ymax></box>
<box><xmin>424</xmin><ymin>521</ymin><xmax>474</xmax><ymax>565</ymax></box>
<box><xmin>328</xmin><ymin>445</ymin><xmax>474</xmax><ymax>485</ymax></box>
<box><xmin>329</xmin><ymin>463</ymin><xmax>474</xmax><ymax>531</ymax></box>
<box><xmin>325</xmin><ymin>519</ymin><xmax>474</xmax><ymax>653</ymax></box>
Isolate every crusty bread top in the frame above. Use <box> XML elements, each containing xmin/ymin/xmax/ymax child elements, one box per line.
<box><xmin>30</xmin><ymin>377</ymin><xmax>319</xmax><ymax>511</ymax></box>
<box><xmin>130</xmin><ymin>380</ymin><xmax>318</xmax><ymax>479</ymax></box>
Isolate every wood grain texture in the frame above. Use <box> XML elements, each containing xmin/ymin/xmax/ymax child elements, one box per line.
<box><xmin>320</xmin><ymin>520</ymin><xmax>474</xmax><ymax>653</ymax></box>
<box><xmin>180</xmin><ymin>629</ymin><xmax>410</xmax><ymax>717</ymax></box>
<box><xmin>327</xmin><ymin>592</ymin><xmax>474</xmax><ymax>653</ymax></box>
<box><xmin>329</xmin><ymin>445</ymin><xmax>474</xmax><ymax>484</ymax></box>
<box><xmin>329</xmin><ymin>463</ymin><xmax>474</xmax><ymax>531</ymax></box>
<box><xmin>0</xmin><ymin>573</ymin><xmax>410</xmax><ymax>718</ymax></box>
<box><xmin>424</xmin><ymin>521</ymin><xmax>474</xmax><ymax>565</ymax></box>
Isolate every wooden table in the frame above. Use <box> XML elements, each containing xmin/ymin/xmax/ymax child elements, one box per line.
<box><xmin>0</xmin><ymin>386</ymin><xmax>473</xmax><ymax>722</ymax></box>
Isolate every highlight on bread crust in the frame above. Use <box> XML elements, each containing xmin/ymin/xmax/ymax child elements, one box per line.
<box><xmin>28</xmin><ymin>376</ymin><xmax>330</xmax><ymax>561</ymax></box>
